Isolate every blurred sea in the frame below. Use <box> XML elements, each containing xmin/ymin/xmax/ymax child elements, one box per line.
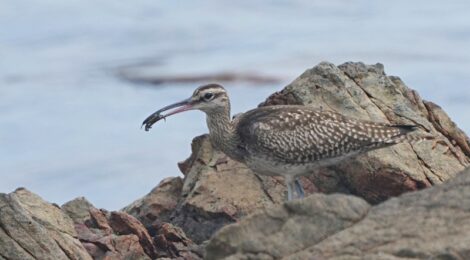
<box><xmin>1</xmin><ymin>0</ymin><xmax>470</xmax><ymax>209</ymax></box>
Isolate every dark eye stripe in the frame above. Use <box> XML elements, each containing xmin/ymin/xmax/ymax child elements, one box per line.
<box><xmin>201</xmin><ymin>92</ymin><xmax>220</xmax><ymax>102</ymax></box>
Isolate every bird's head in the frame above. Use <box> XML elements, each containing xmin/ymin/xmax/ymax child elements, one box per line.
<box><xmin>142</xmin><ymin>83</ymin><xmax>230</xmax><ymax>131</ymax></box>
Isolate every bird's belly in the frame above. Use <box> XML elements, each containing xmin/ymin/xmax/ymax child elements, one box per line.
<box><xmin>244</xmin><ymin>156</ymin><xmax>317</xmax><ymax>177</ymax></box>
<box><xmin>244</xmin><ymin>151</ymin><xmax>361</xmax><ymax>177</ymax></box>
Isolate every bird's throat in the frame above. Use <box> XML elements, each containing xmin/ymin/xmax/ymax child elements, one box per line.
<box><xmin>206</xmin><ymin>109</ymin><xmax>239</xmax><ymax>158</ymax></box>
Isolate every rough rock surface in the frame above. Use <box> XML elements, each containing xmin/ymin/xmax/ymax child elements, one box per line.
<box><xmin>63</xmin><ymin>196</ymin><xmax>202</xmax><ymax>259</ymax></box>
<box><xmin>205</xmin><ymin>194</ymin><xmax>370</xmax><ymax>259</ymax></box>
<box><xmin>63</xmin><ymin>198</ymin><xmax>155</xmax><ymax>259</ymax></box>
<box><xmin>123</xmin><ymin>177</ymin><xmax>183</xmax><ymax>227</ymax></box>
<box><xmin>259</xmin><ymin>61</ymin><xmax>469</xmax><ymax>204</ymax></box>
<box><xmin>206</xmin><ymin>168</ymin><xmax>470</xmax><ymax>259</ymax></box>
<box><xmin>2</xmin><ymin>62</ymin><xmax>470</xmax><ymax>259</ymax></box>
<box><xmin>0</xmin><ymin>188</ymin><xmax>92</xmax><ymax>260</ymax></box>
<box><xmin>130</xmin><ymin>61</ymin><xmax>469</xmax><ymax>244</ymax></box>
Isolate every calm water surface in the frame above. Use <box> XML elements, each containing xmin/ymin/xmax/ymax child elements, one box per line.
<box><xmin>1</xmin><ymin>0</ymin><xmax>470</xmax><ymax>209</ymax></box>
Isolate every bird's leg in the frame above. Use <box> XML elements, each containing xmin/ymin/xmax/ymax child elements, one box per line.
<box><xmin>294</xmin><ymin>178</ymin><xmax>305</xmax><ymax>199</ymax></box>
<box><xmin>285</xmin><ymin>175</ymin><xmax>295</xmax><ymax>201</ymax></box>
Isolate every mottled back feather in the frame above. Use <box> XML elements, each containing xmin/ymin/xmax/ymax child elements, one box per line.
<box><xmin>236</xmin><ymin>105</ymin><xmax>417</xmax><ymax>164</ymax></box>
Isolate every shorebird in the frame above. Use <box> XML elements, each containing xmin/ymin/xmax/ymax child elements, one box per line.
<box><xmin>142</xmin><ymin>84</ymin><xmax>433</xmax><ymax>200</ymax></box>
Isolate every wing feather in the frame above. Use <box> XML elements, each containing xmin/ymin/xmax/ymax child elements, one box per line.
<box><xmin>236</xmin><ymin>106</ymin><xmax>414</xmax><ymax>164</ymax></box>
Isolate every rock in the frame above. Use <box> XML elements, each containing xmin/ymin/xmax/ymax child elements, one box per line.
<box><xmin>123</xmin><ymin>177</ymin><xmax>183</xmax><ymax>227</ymax></box>
<box><xmin>108</xmin><ymin>212</ymin><xmax>157</xmax><ymax>259</ymax></box>
<box><xmin>4</xmin><ymin>61</ymin><xmax>467</xmax><ymax>259</ymax></box>
<box><xmin>102</xmin><ymin>234</ymin><xmax>150</xmax><ymax>260</ymax></box>
<box><xmin>153</xmin><ymin>222</ymin><xmax>203</xmax><ymax>259</ymax></box>
<box><xmin>62</xmin><ymin>197</ymin><xmax>157</xmax><ymax>259</ymax></box>
<box><xmin>0</xmin><ymin>188</ymin><xmax>92</xmax><ymax>260</ymax></box>
<box><xmin>206</xmin><ymin>167</ymin><xmax>470</xmax><ymax>259</ymax></box>
<box><xmin>169</xmin><ymin>134</ymin><xmax>285</xmax><ymax>243</ymax></box>
<box><xmin>89</xmin><ymin>208</ymin><xmax>113</xmax><ymax>234</ymax></box>
<box><xmin>205</xmin><ymin>193</ymin><xmax>370</xmax><ymax>259</ymax></box>
<box><xmin>64</xmin><ymin>193</ymin><xmax>203</xmax><ymax>259</ymax></box>
<box><xmin>171</xmin><ymin>61</ymin><xmax>470</xmax><ymax>243</ymax></box>
<box><xmin>260</xmin><ymin>62</ymin><xmax>470</xmax><ymax>204</ymax></box>
<box><xmin>62</xmin><ymin>196</ymin><xmax>94</xmax><ymax>224</ymax></box>
<box><xmin>121</xmin><ymin>175</ymin><xmax>205</xmax><ymax>257</ymax></box>
<box><xmin>125</xmin><ymin>61</ymin><xmax>470</xmax><ymax>246</ymax></box>
<box><xmin>289</xmin><ymin>167</ymin><xmax>470</xmax><ymax>259</ymax></box>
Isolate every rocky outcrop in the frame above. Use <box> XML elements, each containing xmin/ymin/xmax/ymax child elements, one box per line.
<box><xmin>63</xmin><ymin>197</ymin><xmax>157</xmax><ymax>259</ymax></box>
<box><xmin>0</xmin><ymin>188</ymin><xmax>91</xmax><ymax>260</ymax></box>
<box><xmin>123</xmin><ymin>177</ymin><xmax>183</xmax><ymax>227</ymax></box>
<box><xmin>63</xmin><ymin>196</ymin><xmax>202</xmax><ymax>259</ymax></box>
<box><xmin>2</xmin><ymin>62</ymin><xmax>469</xmax><ymax>259</ymax></box>
<box><xmin>205</xmin><ymin>193</ymin><xmax>370</xmax><ymax>259</ymax></box>
<box><xmin>126</xmin><ymin>62</ymin><xmax>469</xmax><ymax>245</ymax></box>
<box><xmin>260</xmin><ymin>61</ymin><xmax>469</xmax><ymax>204</ymax></box>
<box><xmin>169</xmin><ymin>135</ymin><xmax>286</xmax><ymax>243</ymax></box>
<box><xmin>206</xmin><ymin>168</ymin><xmax>470</xmax><ymax>259</ymax></box>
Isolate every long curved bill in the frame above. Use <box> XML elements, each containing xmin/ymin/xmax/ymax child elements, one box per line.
<box><xmin>142</xmin><ymin>97</ymin><xmax>193</xmax><ymax>131</ymax></box>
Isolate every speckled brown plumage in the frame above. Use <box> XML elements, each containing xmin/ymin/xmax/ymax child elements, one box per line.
<box><xmin>143</xmin><ymin>84</ymin><xmax>433</xmax><ymax>200</ymax></box>
<box><xmin>236</xmin><ymin>106</ymin><xmax>418</xmax><ymax>165</ymax></box>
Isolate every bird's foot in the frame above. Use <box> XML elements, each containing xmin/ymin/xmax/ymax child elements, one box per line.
<box><xmin>294</xmin><ymin>178</ymin><xmax>305</xmax><ymax>199</ymax></box>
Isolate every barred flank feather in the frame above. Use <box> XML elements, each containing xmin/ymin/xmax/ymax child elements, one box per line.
<box><xmin>404</xmin><ymin>134</ymin><xmax>435</xmax><ymax>144</ymax></box>
<box><xmin>389</xmin><ymin>124</ymin><xmax>434</xmax><ymax>144</ymax></box>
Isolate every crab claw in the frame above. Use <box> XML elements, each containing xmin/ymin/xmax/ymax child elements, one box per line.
<box><xmin>142</xmin><ymin>97</ymin><xmax>193</xmax><ymax>132</ymax></box>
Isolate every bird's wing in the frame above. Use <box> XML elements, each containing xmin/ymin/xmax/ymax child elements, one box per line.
<box><xmin>236</xmin><ymin>106</ymin><xmax>415</xmax><ymax>164</ymax></box>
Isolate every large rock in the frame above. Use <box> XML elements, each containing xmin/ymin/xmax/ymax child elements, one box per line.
<box><xmin>205</xmin><ymin>193</ymin><xmax>370</xmax><ymax>259</ymax></box>
<box><xmin>205</xmin><ymin>167</ymin><xmax>470</xmax><ymax>259</ymax></box>
<box><xmin>3</xmin><ymin>62</ymin><xmax>467</xmax><ymax>259</ymax></box>
<box><xmin>124</xmin><ymin>61</ymin><xmax>470</xmax><ymax>246</ymax></box>
<box><xmin>123</xmin><ymin>177</ymin><xmax>183</xmax><ymax>227</ymax></box>
<box><xmin>260</xmin><ymin>61</ymin><xmax>469</xmax><ymax>204</ymax></box>
<box><xmin>64</xmin><ymin>196</ymin><xmax>202</xmax><ymax>259</ymax></box>
<box><xmin>170</xmin><ymin>135</ymin><xmax>286</xmax><ymax>243</ymax></box>
<box><xmin>0</xmin><ymin>188</ymin><xmax>92</xmax><ymax>260</ymax></box>
<box><xmin>63</xmin><ymin>197</ymin><xmax>158</xmax><ymax>259</ymax></box>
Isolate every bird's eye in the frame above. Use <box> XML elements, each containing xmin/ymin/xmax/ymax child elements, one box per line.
<box><xmin>203</xmin><ymin>92</ymin><xmax>214</xmax><ymax>101</ymax></box>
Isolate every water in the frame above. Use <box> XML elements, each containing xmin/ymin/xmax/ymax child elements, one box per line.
<box><xmin>1</xmin><ymin>0</ymin><xmax>470</xmax><ymax>209</ymax></box>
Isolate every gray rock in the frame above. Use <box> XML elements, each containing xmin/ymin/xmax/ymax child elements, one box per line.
<box><xmin>62</xmin><ymin>196</ymin><xmax>94</xmax><ymax>224</ymax></box>
<box><xmin>289</xmin><ymin>168</ymin><xmax>470</xmax><ymax>260</ymax></box>
<box><xmin>0</xmin><ymin>188</ymin><xmax>92</xmax><ymax>260</ymax></box>
<box><xmin>126</xmin><ymin>61</ymin><xmax>470</xmax><ymax>246</ymax></box>
<box><xmin>205</xmin><ymin>193</ymin><xmax>370</xmax><ymax>260</ymax></box>
<box><xmin>123</xmin><ymin>177</ymin><xmax>183</xmax><ymax>226</ymax></box>
<box><xmin>170</xmin><ymin>134</ymin><xmax>285</xmax><ymax>244</ymax></box>
<box><xmin>261</xmin><ymin>61</ymin><xmax>469</xmax><ymax>204</ymax></box>
<box><xmin>205</xmin><ymin>168</ymin><xmax>470</xmax><ymax>259</ymax></box>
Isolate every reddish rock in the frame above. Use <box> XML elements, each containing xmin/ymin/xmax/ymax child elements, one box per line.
<box><xmin>63</xmin><ymin>198</ymin><xmax>158</xmax><ymax>259</ymax></box>
<box><xmin>153</xmin><ymin>222</ymin><xmax>202</xmax><ymax>259</ymax></box>
<box><xmin>109</xmin><ymin>212</ymin><xmax>158</xmax><ymax>259</ymax></box>
<box><xmin>89</xmin><ymin>208</ymin><xmax>113</xmax><ymax>234</ymax></box>
<box><xmin>102</xmin><ymin>235</ymin><xmax>150</xmax><ymax>260</ymax></box>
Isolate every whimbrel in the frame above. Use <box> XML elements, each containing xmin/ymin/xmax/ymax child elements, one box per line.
<box><xmin>143</xmin><ymin>84</ymin><xmax>433</xmax><ymax>200</ymax></box>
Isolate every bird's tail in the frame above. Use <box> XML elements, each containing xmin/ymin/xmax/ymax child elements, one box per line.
<box><xmin>390</xmin><ymin>124</ymin><xmax>435</xmax><ymax>144</ymax></box>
